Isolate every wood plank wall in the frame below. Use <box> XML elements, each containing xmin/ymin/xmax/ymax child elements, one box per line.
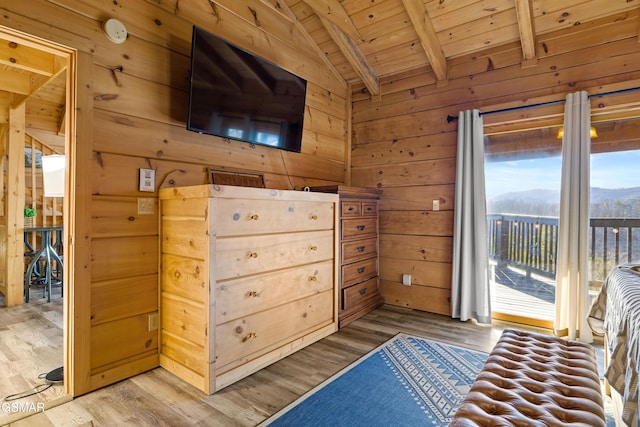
<box><xmin>350</xmin><ymin>10</ymin><xmax>640</xmax><ymax>316</ymax></box>
<box><xmin>0</xmin><ymin>0</ymin><xmax>347</xmax><ymax>395</ymax></box>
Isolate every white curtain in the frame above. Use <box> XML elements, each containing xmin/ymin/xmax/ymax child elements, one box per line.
<box><xmin>451</xmin><ymin>109</ymin><xmax>491</xmax><ymax>324</ymax></box>
<box><xmin>556</xmin><ymin>91</ymin><xmax>593</xmax><ymax>342</ymax></box>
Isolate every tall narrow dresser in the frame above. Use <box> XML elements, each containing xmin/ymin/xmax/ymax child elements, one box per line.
<box><xmin>311</xmin><ymin>186</ymin><xmax>384</xmax><ymax>327</ymax></box>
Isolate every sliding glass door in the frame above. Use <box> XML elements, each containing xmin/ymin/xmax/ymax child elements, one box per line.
<box><xmin>485</xmin><ymin>117</ymin><xmax>640</xmax><ymax>327</ymax></box>
<box><xmin>484</xmin><ymin>127</ymin><xmax>563</xmax><ymax>327</ymax></box>
<box><xmin>588</xmin><ymin>119</ymin><xmax>640</xmax><ymax>297</ymax></box>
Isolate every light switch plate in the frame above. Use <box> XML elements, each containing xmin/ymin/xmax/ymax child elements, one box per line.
<box><xmin>139</xmin><ymin>168</ymin><xmax>155</xmax><ymax>192</ymax></box>
<box><xmin>138</xmin><ymin>198</ymin><xmax>155</xmax><ymax>215</ymax></box>
<box><xmin>432</xmin><ymin>199</ymin><xmax>440</xmax><ymax>211</ymax></box>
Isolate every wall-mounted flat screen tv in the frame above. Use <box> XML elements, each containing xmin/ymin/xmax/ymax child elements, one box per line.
<box><xmin>186</xmin><ymin>26</ymin><xmax>307</xmax><ymax>153</ymax></box>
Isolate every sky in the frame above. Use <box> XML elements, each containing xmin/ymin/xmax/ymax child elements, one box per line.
<box><xmin>485</xmin><ymin>150</ymin><xmax>640</xmax><ymax>199</ymax></box>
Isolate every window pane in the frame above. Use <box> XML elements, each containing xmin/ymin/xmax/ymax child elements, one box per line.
<box><xmin>588</xmin><ymin>119</ymin><xmax>640</xmax><ymax>290</ymax></box>
<box><xmin>485</xmin><ymin>128</ymin><xmax>561</xmax><ymax>322</ymax></box>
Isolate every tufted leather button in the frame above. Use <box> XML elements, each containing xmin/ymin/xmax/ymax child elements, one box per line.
<box><xmin>450</xmin><ymin>329</ymin><xmax>606</xmax><ymax>427</ymax></box>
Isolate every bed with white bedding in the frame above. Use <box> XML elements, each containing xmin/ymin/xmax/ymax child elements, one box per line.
<box><xmin>589</xmin><ymin>263</ymin><xmax>640</xmax><ymax>427</ymax></box>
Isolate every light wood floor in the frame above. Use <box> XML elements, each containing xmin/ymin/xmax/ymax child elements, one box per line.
<box><xmin>0</xmin><ymin>287</ymin><xmax>67</xmax><ymax>427</ymax></box>
<box><xmin>5</xmin><ymin>304</ymin><xmax>548</xmax><ymax>427</ymax></box>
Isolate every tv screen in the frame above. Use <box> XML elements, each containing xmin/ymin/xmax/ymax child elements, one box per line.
<box><xmin>187</xmin><ymin>26</ymin><xmax>307</xmax><ymax>153</ymax></box>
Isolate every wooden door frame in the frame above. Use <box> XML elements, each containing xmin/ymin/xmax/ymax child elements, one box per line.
<box><xmin>0</xmin><ymin>25</ymin><xmax>77</xmax><ymax>397</ymax></box>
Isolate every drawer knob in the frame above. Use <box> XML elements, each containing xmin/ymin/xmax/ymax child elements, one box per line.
<box><xmin>308</xmin><ymin>275</ymin><xmax>317</xmax><ymax>281</ymax></box>
<box><xmin>247</xmin><ymin>291</ymin><xmax>260</xmax><ymax>297</ymax></box>
<box><xmin>248</xmin><ymin>214</ymin><xmax>259</xmax><ymax>220</ymax></box>
<box><xmin>247</xmin><ymin>252</ymin><xmax>258</xmax><ymax>258</ymax></box>
<box><xmin>357</xmin><ymin>267</ymin><xmax>366</xmax><ymax>273</ymax></box>
<box><xmin>347</xmin><ymin>207</ymin><xmax>355</xmax><ymax>212</ymax></box>
<box><xmin>357</xmin><ymin>225</ymin><xmax>365</xmax><ymax>231</ymax></box>
<box><xmin>356</xmin><ymin>246</ymin><xmax>365</xmax><ymax>252</ymax></box>
<box><xmin>242</xmin><ymin>332</ymin><xmax>257</xmax><ymax>342</ymax></box>
<box><xmin>309</xmin><ymin>214</ymin><xmax>318</xmax><ymax>220</ymax></box>
<box><xmin>309</xmin><ymin>245</ymin><xmax>318</xmax><ymax>251</ymax></box>
<box><xmin>359</xmin><ymin>288</ymin><xmax>367</xmax><ymax>295</ymax></box>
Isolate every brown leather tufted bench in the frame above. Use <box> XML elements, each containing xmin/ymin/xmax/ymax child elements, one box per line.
<box><xmin>450</xmin><ymin>328</ymin><xmax>605</xmax><ymax>427</ymax></box>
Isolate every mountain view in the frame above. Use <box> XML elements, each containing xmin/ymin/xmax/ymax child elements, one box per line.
<box><xmin>487</xmin><ymin>186</ymin><xmax>640</xmax><ymax>218</ymax></box>
<box><xmin>483</xmin><ymin>150</ymin><xmax>640</xmax><ymax>280</ymax></box>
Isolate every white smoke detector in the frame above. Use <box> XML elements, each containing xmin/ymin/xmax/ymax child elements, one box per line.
<box><xmin>103</xmin><ymin>18</ymin><xmax>128</xmax><ymax>44</ymax></box>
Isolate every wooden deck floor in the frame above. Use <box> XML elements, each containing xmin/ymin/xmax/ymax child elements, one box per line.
<box><xmin>491</xmin><ymin>264</ymin><xmax>556</xmax><ymax>321</ymax></box>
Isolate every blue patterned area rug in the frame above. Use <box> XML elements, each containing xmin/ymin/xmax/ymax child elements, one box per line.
<box><xmin>260</xmin><ymin>333</ymin><xmax>488</xmax><ymax>427</ymax></box>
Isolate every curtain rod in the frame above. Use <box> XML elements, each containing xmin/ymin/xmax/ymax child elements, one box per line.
<box><xmin>446</xmin><ymin>86</ymin><xmax>640</xmax><ymax>123</ymax></box>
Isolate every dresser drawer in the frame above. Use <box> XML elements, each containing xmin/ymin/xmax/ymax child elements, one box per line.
<box><xmin>341</xmin><ymin>237</ymin><xmax>377</xmax><ymax>263</ymax></box>
<box><xmin>342</xmin><ymin>217</ymin><xmax>377</xmax><ymax>240</ymax></box>
<box><xmin>216</xmin><ymin>230</ymin><xmax>334</xmax><ymax>280</ymax></box>
<box><xmin>215</xmin><ymin>290</ymin><xmax>334</xmax><ymax>370</ymax></box>
<box><xmin>341</xmin><ymin>200</ymin><xmax>361</xmax><ymax>217</ymax></box>
<box><xmin>361</xmin><ymin>202</ymin><xmax>378</xmax><ymax>216</ymax></box>
<box><xmin>342</xmin><ymin>277</ymin><xmax>379</xmax><ymax>311</ymax></box>
<box><xmin>216</xmin><ymin>199</ymin><xmax>335</xmax><ymax>237</ymax></box>
<box><xmin>215</xmin><ymin>260</ymin><xmax>334</xmax><ymax>325</ymax></box>
<box><xmin>342</xmin><ymin>258</ymin><xmax>377</xmax><ymax>288</ymax></box>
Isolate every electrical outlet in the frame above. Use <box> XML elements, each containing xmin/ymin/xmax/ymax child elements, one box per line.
<box><xmin>402</xmin><ymin>274</ymin><xmax>412</xmax><ymax>286</ymax></box>
<box><xmin>432</xmin><ymin>199</ymin><xmax>440</xmax><ymax>211</ymax></box>
<box><xmin>148</xmin><ymin>313</ymin><xmax>158</xmax><ymax>331</ymax></box>
<box><xmin>138</xmin><ymin>197</ymin><xmax>154</xmax><ymax>215</ymax></box>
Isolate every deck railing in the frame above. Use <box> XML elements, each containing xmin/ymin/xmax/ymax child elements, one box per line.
<box><xmin>589</xmin><ymin>218</ymin><xmax>640</xmax><ymax>283</ymax></box>
<box><xmin>488</xmin><ymin>214</ymin><xmax>640</xmax><ymax>285</ymax></box>
<box><xmin>488</xmin><ymin>214</ymin><xmax>559</xmax><ymax>278</ymax></box>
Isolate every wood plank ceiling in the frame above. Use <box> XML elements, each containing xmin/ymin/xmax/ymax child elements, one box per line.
<box><xmin>4</xmin><ymin>0</ymin><xmax>640</xmax><ymax>158</ymax></box>
<box><xmin>280</xmin><ymin>0</ymin><xmax>639</xmax><ymax>96</ymax></box>
<box><xmin>274</xmin><ymin>0</ymin><xmax>640</xmax><ymax>159</ymax></box>
<box><xmin>0</xmin><ymin>34</ymin><xmax>66</xmax><ymax>153</ymax></box>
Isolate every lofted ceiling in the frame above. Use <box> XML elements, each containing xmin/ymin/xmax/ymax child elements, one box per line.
<box><xmin>267</xmin><ymin>0</ymin><xmax>640</xmax><ymax>160</ymax></box>
<box><xmin>3</xmin><ymin>1</ymin><xmax>639</xmax><ymax>159</ymax></box>
<box><xmin>0</xmin><ymin>34</ymin><xmax>67</xmax><ymax>154</ymax></box>
<box><xmin>274</xmin><ymin>0</ymin><xmax>639</xmax><ymax>96</ymax></box>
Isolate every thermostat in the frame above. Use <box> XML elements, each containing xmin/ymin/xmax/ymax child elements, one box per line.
<box><xmin>139</xmin><ymin>168</ymin><xmax>155</xmax><ymax>192</ymax></box>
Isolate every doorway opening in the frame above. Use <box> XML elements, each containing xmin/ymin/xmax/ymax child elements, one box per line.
<box><xmin>0</xmin><ymin>25</ymin><xmax>76</xmax><ymax>422</ymax></box>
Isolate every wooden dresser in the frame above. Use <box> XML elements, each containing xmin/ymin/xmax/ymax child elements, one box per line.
<box><xmin>312</xmin><ymin>186</ymin><xmax>384</xmax><ymax>327</ymax></box>
<box><xmin>158</xmin><ymin>185</ymin><xmax>339</xmax><ymax>394</ymax></box>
